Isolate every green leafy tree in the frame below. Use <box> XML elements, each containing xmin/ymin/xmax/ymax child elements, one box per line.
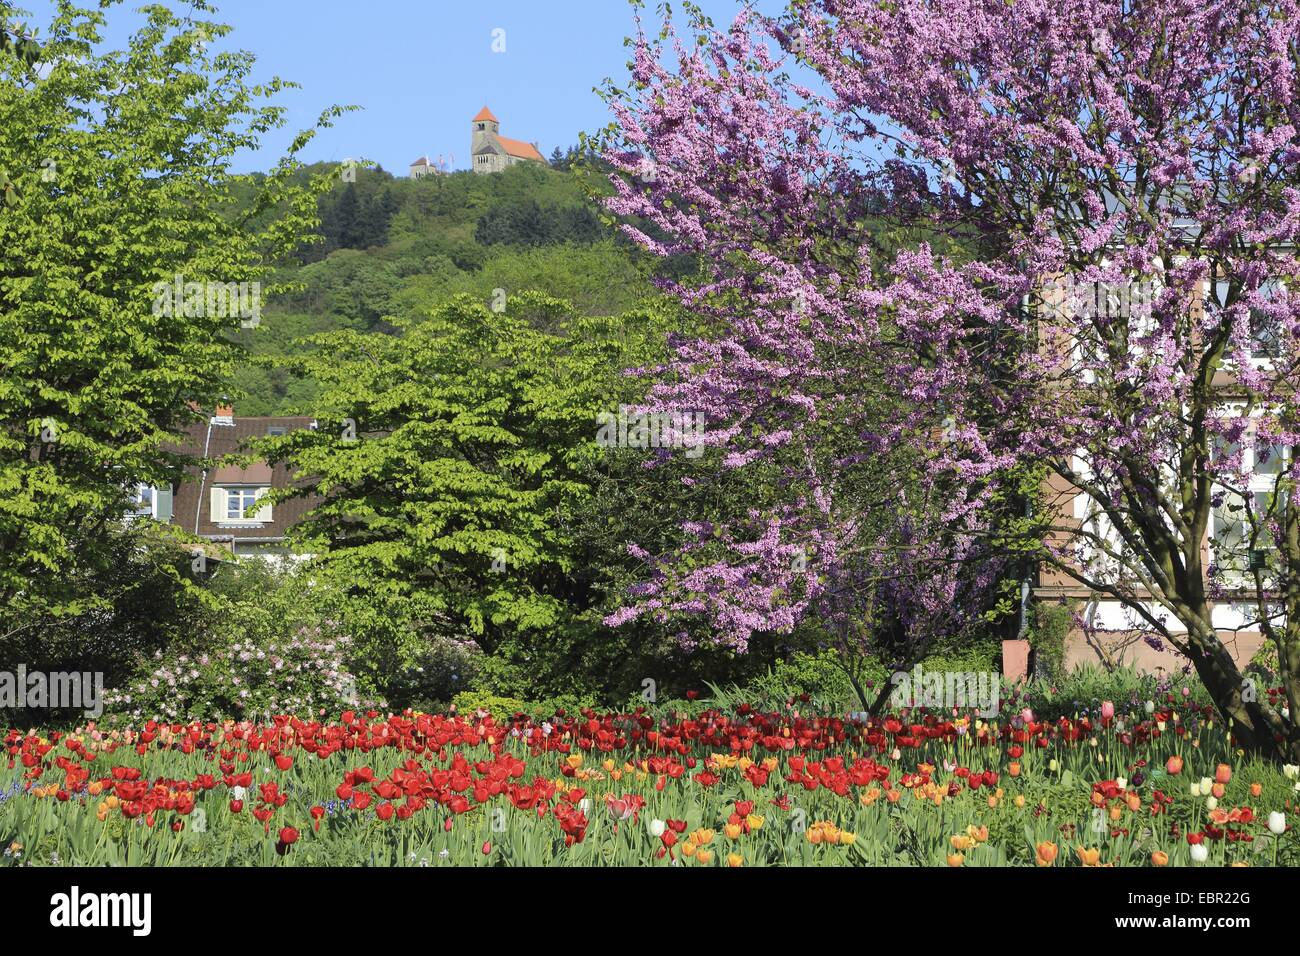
<box><xmin>0</xmin><ymin>0</ymin><xmax>344</xmax><ymax>638</ymax></box>
<box><xmin>263</xmin><ymin>293</ymin><xmax>673</xmax><ymax>690</ymax></box>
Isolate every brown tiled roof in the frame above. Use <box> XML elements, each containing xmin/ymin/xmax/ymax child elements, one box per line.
<box><xmin>168</xmin><ymin>416</ymin><xmax>319</xmax><ymax>543</ymax></box>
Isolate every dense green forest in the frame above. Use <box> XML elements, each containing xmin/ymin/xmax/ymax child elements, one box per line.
<box><xmin>229</xmin><ymin>157</ymin><xmax>658</xmax><ymax>415</ymax></box>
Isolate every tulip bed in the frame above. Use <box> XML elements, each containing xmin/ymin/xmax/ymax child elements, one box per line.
<box><xmin>2</xmin><ymin>702</ymin><xmax>1298</xmax><ymax>867</ymax></box>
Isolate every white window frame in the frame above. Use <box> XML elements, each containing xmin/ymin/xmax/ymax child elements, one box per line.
<box><xmin>1210</xmin><ymin>423</ymin><xmax>1287</xmax><ymax>579</ymax></box>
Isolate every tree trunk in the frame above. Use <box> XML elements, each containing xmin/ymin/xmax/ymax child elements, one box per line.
<box><xmin>1185</xmin><ymin>623</ymin><xmax>1298</xmax><ymax>763</ymax></box>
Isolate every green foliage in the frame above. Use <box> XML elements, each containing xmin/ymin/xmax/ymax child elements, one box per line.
<box><xmin>1024</xmin><ymin>663</ymin><xmax>1213</xmax><ymax>720</ymax></box>
<box><xmin>449</xmin><ymin>691</ymin><xmax>530</xmax><ymax>721</ymax></box>
<box><xmin>103</xmin><ymin>562</ymin><xmax>379</xmax><ymax>724</ymax></box>
<box><xmin>0</xmin><ymin>0</ymin><xmax>339</xmax><ymax>635</ymax></box>
<box><xmin>232</xmin><ymin>159</ymin><xmax>662</xmax><ymax>415</ymax></box>
<box><xmin>0</xmin><ymin>521</ymin><xmax>215</xmax><ymax>727</ymax></box>
<box><xmin>474</xmin><ymin>198</ymin><xmax>602</xmax><ymax>247</ymax></box>
<box><xmin>1026</xmin><ymin>599</ymin><xmax>1075</xmax><ymax>679</ymax></box>
<box><xmin>264</xmin><ymin>293</ymin><xmax>676</xmax><ymax>686</ymax></box>
<box><xmin>740</xmin><ymin>650</ymin><xmax>871</xmax><ymax>712</ymax></box>
<box><xmin>922</xmin><ymin>639</ymin><xmax>1001</xmax><ymax>675</ymax></box>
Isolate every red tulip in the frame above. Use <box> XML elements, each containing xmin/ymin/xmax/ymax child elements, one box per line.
<box><xmin>278</xmin><ymin>826</ymin><xmax>299</xmax><ymax>845</ymax></box>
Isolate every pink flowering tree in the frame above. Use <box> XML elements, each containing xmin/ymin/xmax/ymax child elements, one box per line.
<box><xmin>597</xmin><ymin>3</ymin><xmax>1009</xmax><ymax>711</ymax></box>
<box><xmin>601</xmin><ymin>0</ymin><xmax>1300</xmax><ymax>758</ymax></box>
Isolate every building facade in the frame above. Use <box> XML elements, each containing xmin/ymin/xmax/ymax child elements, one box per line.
<box><xmin>130</xmin><ymin>405</ymin><xmax>319</xmax><ymax>564</ymax></box>
<box><xmin>1033</xmin><ymin>272</ymin><xmax>1277</xmax><ymax>674</ymax></box>
<box><xmin>469</xmin><ymin>106</ymin><xmax>545</xmax><ymax>174</ymax></box>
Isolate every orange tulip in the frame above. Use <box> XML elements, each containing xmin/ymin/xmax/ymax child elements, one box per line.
<box><xmin>1035</xmin><ymin>841</ymin><xmax>1058</xmax><ymax>866</ymax></box>
<box><xmin>1215</xmin><ymin>763</ymin><xmax>1232</xmax><ymax>785</ymax></box>
<box><xmin>1165</xmin><ymin>755</ymin><xmax>1183</xmax><ymax>775</ymax></box>
<box><xmin>1008</xmin><ymin>762</ymin><xmax>1021</xmax><ymax>777</ymax></box>
<box><xmin>1151</xmin><ymin>851</ymin><xmax>1169</xmax><ymax>866</ymax></box>
<box><xmin>1075</xmin><ymin>846</ymin><xmax>1102</xmax><ymax>867</ymax></box>
<box><xmin>947</xmin><ymin>853</ymin><xmax>965</xmax><ymax>867</ymax></box>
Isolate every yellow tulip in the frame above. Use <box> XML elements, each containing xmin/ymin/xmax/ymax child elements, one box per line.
<box><xmin>727</xmin><ymin>853</ymin><xmax>744</xmax><ymax>868</ymax></box>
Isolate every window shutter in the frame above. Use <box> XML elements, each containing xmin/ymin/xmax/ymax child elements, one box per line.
<box><xmin>209</xmin><ymin>487</ymin><xmax>226</xmax><ymax>523</ymax></box>
<box><xmin>155</xmin><ymin>484</ymin><xmax>173</xmax><ymax>522</ymax></box>
<box><xmin>254</xmin><ymin>487</ymin><xmax>272</xmax><ymax>523</ymax></box>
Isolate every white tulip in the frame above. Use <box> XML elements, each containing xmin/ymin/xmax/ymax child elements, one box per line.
<box><xmin>1191</xmin><ymin>783</ymin><xmax>1202</xmax><ymax>797</ymax></box>
<box><xmin>648</xmin><ymin>818</ymin><xmax>666</xmax><ymax>837</ymax></box>
<box><xmin>1283</xmin><ymin>765</ymin><xmax>1299</xmax><ymax>780</ymax></box>
<box><xmin>1200</xmin><ymin>777</ymin><xmax>1213</xmax><ymax>793</ymax></box>
<box><xmin>1145</xmin><ymin>700</ymin><xmax>1155</xmax><ymax>715</ymax></box>
<box><xmin>1116</xmin><ymin>777</ymin><xmax>1128</xmax><ymax>790</ymax></box>
<box><xmin>1268</xmin><ymin>812</ymin><xmax>1287</xmax><ymax>835</ymax></box>
<box><xmin>1205</xmin><ymin>796</ymin><xmax>1218</xmax><ymax>811</ymax></box>
<box><xmin>1190</xmin><ymin>843</ymin><xmax>1209</xmax><ymax>863</ymax></box>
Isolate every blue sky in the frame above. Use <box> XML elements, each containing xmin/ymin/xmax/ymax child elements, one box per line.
<box><xmin>26</xmin><ymin>0</ymin><xmax>789</xmax><ymax>173</ymax></box>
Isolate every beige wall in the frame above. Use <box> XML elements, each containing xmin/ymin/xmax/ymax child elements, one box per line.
<box><xmin>1063</xmin><ymin>627</ymin><xmax>1266</xmax><ymax>673</ymax></box>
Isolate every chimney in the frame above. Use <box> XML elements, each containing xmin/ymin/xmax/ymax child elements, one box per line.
<box><xmin>212</xmin><ymin>402</ymin><xmax>235</xmax><ymax>425</ymax></box>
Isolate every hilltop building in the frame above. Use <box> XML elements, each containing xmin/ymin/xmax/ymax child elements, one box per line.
<box><xmin>469</xmin><ymin>106</ymin><xmax>545</xmax><ymax>174</ymax></box>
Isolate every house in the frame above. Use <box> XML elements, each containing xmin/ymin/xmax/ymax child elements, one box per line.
<box><xmin>129</xmin><ymin>405</ymin><xmax>319</xmax><ymax>564</ymax></box>
<box><xmin>1032</xmin><ymin>269</ymin><xmax>1280</xmax><ymax>674</ymax></box>
<box><xmin>469</xmin><ymin>106</ymin><xmax>545</xmax><ymax>174</ymax></box>
<box><xmin>408</xmin><ymin>156</ymin><xmax>439</xmax><ymax>179</ymax></box>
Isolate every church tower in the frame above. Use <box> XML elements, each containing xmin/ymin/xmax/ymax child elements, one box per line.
<box><xmin>471</xmin><ymin>105</ymin><xmax>500</xmax><ymax>172</ymax></box>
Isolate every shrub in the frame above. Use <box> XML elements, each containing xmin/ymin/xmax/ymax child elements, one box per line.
<box><xmin>738</xmin><ymin>650</ymin><xmax>882</xmax><ymax>712</ymax></box>
<box><xmin>1025</xmin><ymin>599</ymin><xmax>1075</xmax><ymax>679</ymax></box>
<box><xmin>102</xmin><ymin>563</ymin><xmax>381</xmax><ymax>724</ymax></box>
